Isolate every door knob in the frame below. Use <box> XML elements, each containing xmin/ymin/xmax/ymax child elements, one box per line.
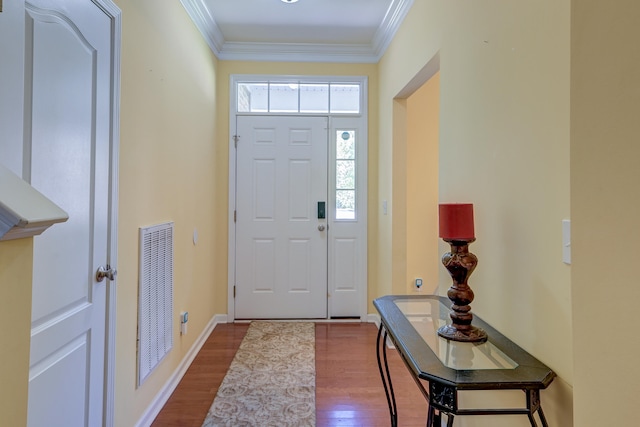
<box><xmin>318</xmin><ymin>224</ymin><xmax>326</xmax><ymax>231</ymax></box>
<box><xmin>96</xmin><ymin>265</ymin><xmax>117</xmax><ymax>282</ymax></box>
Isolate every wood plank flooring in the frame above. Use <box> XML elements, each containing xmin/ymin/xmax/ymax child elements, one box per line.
<box><xmin>151</xmin><ymin>322</ymin><xmax>429</xmax><ymax>427</ymax></box>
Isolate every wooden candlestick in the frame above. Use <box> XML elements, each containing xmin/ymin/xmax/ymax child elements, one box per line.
<box><xmin>437</xmin><ymin>238</ymin><xmax>487</xmax><ymax>343</ymax></box>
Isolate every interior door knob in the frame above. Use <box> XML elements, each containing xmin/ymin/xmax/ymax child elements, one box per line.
<box><xmin>96</xmin><ymin>265</ymin><xmax>117</xmax><ymax>282</ymax></box>
<box><xmin>318</xmin><ymin>224</ymin><xmax>326</xmax><ymax>231</ymax></box>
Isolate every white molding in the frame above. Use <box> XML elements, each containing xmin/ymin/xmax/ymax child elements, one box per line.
<box><xmin>228</xmin><ymin>75</ymin><xmax>368</xmax><ymax>321</ymax></box>
<box><xmin>367</xmin><ymin>313</ymin><xmax>381</xmax><ymax>328</ymax></box>
<box><xmin>227</xmin><ymin>76</ymin><xmax>236</xmax><ymax>322</ymax></box>
<box><xmin>371</xmin><ymin>0</ymin><xmax>414</xmax><ymax>59</ymax></box>
<box><xmin>367</xmin><ymin>313</ymin><xmax>395</xmax><ymax>348</ymax></box>
<box><xmin>217</xmin><ymin>42</ymin><xmax>379</xmax><ymax>64</ymax></box>
<box><xmin>134</xmin><ymin>314</ymin><xmax>228</xmax><ymax>427</ymax></box>
<box><xmin>179</xmin><ymin>0</ymin><xmax>224</xmax><ymax>55</ymax></box>
<box><xmin>181</xmin><ymin>0</ymin><xmax>413</xmax><ymax>63</ymax></box>
<box><xmin>0</xmin><ymin>163</ymin><xmax>69</xmax><ymax>241</ymax></box>
<box><xmin>96</xmin><ymin>1</ymin><xmax>122</xmax><ymax>426</ymax></box>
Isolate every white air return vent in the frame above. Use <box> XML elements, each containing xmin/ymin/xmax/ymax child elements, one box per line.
<box><xmin>137</xmin><ymin>221</ymin><xmax>174</xmax><ymax>386</ymax></box>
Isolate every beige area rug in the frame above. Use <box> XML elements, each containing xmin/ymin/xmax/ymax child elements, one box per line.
<box><xmin>202</xmin><ymin>321</ymin><xmax>316</xmax><ymax>427</ymax></box>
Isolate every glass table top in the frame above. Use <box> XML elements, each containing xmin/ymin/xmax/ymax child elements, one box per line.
<box><xmin>394</xmin><ymin>299</ymin><xmax>518</xmax><ymax>371</ymax></box>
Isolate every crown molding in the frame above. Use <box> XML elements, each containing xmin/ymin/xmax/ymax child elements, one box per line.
<box><xmin>371</xmin><ymin>0</ymin><xmax>414</xmax><ymax>59</ymax></box>
<box><xmin>181</xmin><ymin>0</ymin><xmax>413</xmax><ymax>63</ymax></box>
<box><xmin>180</xmin><ymin>0</ymin><xmax>224</xmax><ymax>56</ymax></box>
<box><xmin>217</xmin><ymin>41</ymin><xmax>379</xmax><ymax>64</ymax></box>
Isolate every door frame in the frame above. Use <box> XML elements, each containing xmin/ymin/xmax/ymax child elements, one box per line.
<box><xmin>102</xmin><ymin>1</ymin><xmax>121</xmax><ymax>424</ymax></box>
<box><xmin>41</xmin><ymin>1</ymin><xmax>122</xmax><ymax>424</ymax></box>
<box><xmin>227</xmin><ymin>74</ymin><xmax>368</xmax><ymax>321</ymax></box>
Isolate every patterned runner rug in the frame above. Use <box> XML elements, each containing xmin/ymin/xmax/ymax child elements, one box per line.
<box><xmin>202</xmin><ymin>321</ymin><xmax>316</xmax><ymax>427</ymax></box>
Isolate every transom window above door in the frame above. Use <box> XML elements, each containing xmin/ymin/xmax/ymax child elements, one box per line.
<box><xmin>237</xmin><ymin>80</ymin><xmax>362</xmax><ymax>114</ymax></box>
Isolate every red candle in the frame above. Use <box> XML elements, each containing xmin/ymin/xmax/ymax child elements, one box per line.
<box><xmin>439</xmin><ymin>203</ymin><xmax>475</xmax><ymax>240</ymax></box>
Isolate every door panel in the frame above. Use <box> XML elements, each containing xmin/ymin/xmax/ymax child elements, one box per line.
<box><xmin>25</xmin><ymin>1</ymin><xmax>112</xmax><ymax>425</ymax></box>
<box><xmin>327</xmin><ymin>120</ymin><xmax>367</xmax><ymax>318</ymax></box>
<box><xmin>235</xmin><ymin>116</ymin><xmax>328</xmax><ymax>319</ymax></box>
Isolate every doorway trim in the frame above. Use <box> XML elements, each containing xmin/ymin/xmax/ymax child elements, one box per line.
<box><xmin>227</xmin><ymin>74</ymin><xmax>368</xmax><ymax>321</ymax></box>
<box><xmin>98</xmin><ymin>1</ymin><xmax>121</xmax><ymax>425</ymax></box>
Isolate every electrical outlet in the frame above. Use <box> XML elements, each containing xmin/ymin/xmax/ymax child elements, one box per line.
<box><xmin>415</xmin><ymin>278</ymin><xmax>423</xmax><ymax>291</ymax></box>
<box><xmin>180</xmin><ymin>312</ymin><xmax>188</xmax><ymax>335</ymax></box>
<box><xmin>562</xmin><ymin>219</ymin><xmax>571</xmax><ymax>264</ymax></box>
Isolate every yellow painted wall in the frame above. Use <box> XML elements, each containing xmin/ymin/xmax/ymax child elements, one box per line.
<box><xmin>571</xmin><ymin>1</ymin><xmax>640</xmax><ymax>425</ymax></box>
<box><xmin>215</xmin><ymin>60</ymin><xmax>379</xmax><ymax>313</ymax></box>
<box><xmin>0</xmin><ymin>1</ymin><xmax>29</xmax><ymax>423</ymax></box>
<box><xmin>0</xmin><ymin>239</ymin><xmax>33</xmax><ymax>427</ymax></box>
<box><xmin>378</xmin><ymin>1</ymin><xmax>572</xmax><ymax>425</ymax></box>
<box><xmin>406</xmin><ymin>72</ymin><xmax>440</xmax><ymax>294</ymax></box>
<box><xmin>390</xmin><ymin>97</ymin><xmax>408</xmax><ymax>295</ymax></box>
<box><xmin>114</xmin><ymin>0</ymin><xmax>220</xmax><ymax>425</ymax></box>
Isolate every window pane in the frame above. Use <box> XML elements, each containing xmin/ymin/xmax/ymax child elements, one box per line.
<box><xmin>237</xmin><ymin>81</ymin><xmax>361</xmax><ymax>115</ymax></box>
<box><xmin>330</xmin><ymin>84</ymin><xmax>360</xmax><ymax>114</ymax></box>
<box><xmin>238</xmin><ymin>83</ymin><xmax>268</xmax><ymax>112</ymax></box>
<box><xmin>336</xmin><ymin>190</ymin><xmax>355</xmax><ymax>219</ymax></box>
<box><xmin>337</xmin><ymin>131</ymin><xmax>355</xmax><ymax>159</ymax></box>
<box><xmin>337</xmin><ymin>160</ymin><xmax>355</xmax><ymax>189</ymax></box>
<box><xmin>300</xmin><ymin>84</ymin><xmax>329</xmax><ymax>113</ymax></box>
<box><xmin>335</xmin><ymin>129</ymin><xmax>356</xmax><ymax>220</ymax></box>
<box><xmin>270</xmin><ymin>83</ymin><xmax>299</xmax><ymax>112</ymax></box>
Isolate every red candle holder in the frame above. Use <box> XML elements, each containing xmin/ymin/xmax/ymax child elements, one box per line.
<box><xmin>437</xmin><ymin>204</ymin><xmax>487</xmax><ymax>343</ymax></box>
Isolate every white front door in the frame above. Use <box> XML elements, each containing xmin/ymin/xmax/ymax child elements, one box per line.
<box><xmin>25</xmin><ymin>1</ymin><xmax>117</xmax><ymax>425</ymax></box>
<box><xmin>235</xmin><ymin>116</ymin><xmax>328</xmax><ymax>319</ymax></box>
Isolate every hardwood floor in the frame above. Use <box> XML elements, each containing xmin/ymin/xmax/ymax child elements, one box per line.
<box><xmin>151</xmin><ymin>322</ymin><xmax>429</xmax><ymax>427</ymax></box>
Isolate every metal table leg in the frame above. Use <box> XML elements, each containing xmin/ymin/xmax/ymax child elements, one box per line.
<box><xmin>537</xmin><ymin>406</ymin><xmax>549</xmax><ymax>427</ymax></box>
<box><xmin>526</xmin><ymin>389</ymin><xmax>549</xmax><ymax>427</ymax></box>
<box><xmin>446</xmin><ymin>412</ymin><xmax>455</xmax><ymax>427</ymax></box>
<box><xmin>376</xmin><ymin>324</ymin><xmax>398</xmax><ymax>427</ymax></box>
<box><xmin>427</xmin><ymin>407</ymin><xmax>453</xmax><ymax>427</ymax></box>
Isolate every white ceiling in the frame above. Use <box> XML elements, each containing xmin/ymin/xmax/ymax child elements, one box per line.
<box><xmin>180</xmin><ymin>0</ymin><xmax>414</xmax><ymax>63</ymax></box>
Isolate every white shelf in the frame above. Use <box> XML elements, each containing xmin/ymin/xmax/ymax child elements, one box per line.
<box><xmin>0</xmin><ymin>163</ymin><xmax>68</xmax><ymax>241</ymax></box>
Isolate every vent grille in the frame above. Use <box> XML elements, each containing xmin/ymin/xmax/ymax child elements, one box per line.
<box><xmin>137</xmin><ymin>222</ymin><xmax>174</xmax><ymax>386</ymax></box>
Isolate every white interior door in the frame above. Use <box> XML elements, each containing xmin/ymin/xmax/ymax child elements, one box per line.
<box><xmin>25</xmin><ymin>1</ymin><xmax>116</xmax><ymax>425</ymax></box>
<box><xmin>235</xmin><ymin>116</ymin><xmax>328</xmax><ymax>319</ymax></box>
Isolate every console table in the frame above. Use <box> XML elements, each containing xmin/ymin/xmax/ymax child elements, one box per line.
<box><xmin>374</xmin><ymin>295</ymin><xmax>556</xmax><ymax>427</ymax></box>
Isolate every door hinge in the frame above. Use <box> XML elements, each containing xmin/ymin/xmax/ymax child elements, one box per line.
<box><xmin>233</xmin><ymin>135</ymin><xmax>239</xmax><ymax>148</ymax></box>
<box><xmin>233</xmin><ymin>285</ymin><xmax>236</xmax><ymax>298</ymax></box>
<box><xmin>234</xmin><ymin>210</ymin><xmax>237</xmax><ymax>222</ymax></box>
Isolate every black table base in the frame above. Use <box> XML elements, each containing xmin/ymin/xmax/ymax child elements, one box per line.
<box><xmin>376</xmin><ymin>323</ymin><xmax>550</xmax><ymax>427</ymax></box>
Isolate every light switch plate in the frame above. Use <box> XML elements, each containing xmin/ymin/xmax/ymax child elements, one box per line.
<box><xmin>562</xmin><ymin>219</ymin><xmax>571</xmax><ymax>264</ymax></box>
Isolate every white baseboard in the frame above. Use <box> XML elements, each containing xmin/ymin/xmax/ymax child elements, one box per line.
<box><xmin>366</xmin><ymin>313</ymin><xmax>394</xmax><ymax>348</ymax></box>
<box><xmin>135</xmin><ymin>313</ymin><xmax>228</xmax><ymax>427</ymax></box>
<box><xmin>367</xmin><ymin>313</ymin><xmax>381</xmax><ymax>327</ymax></box>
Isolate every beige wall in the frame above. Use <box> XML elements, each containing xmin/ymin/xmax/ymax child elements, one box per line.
<box><xmin>405</xmin><ymin>72</ymin><xmax>440</xmax><ymax>294</ymax></box>
<box><xmin>0</xmin><ymin>239</ymin><xmax>33</xmax><ymax>427</ymax></box>
<box><xmin>571</xmin><ymin>1</ymin><xmax>640</xmax><ymax>425</ymax></box>
<box><xmin>114</xmin><ymin>0</ymin><xmax>220</xmax><ymax>425</ymax></box>
<box><xmin>378</xmin><ymin>0</ymin><xmax>572</xmax><ymax>425</ymax></box>
<box><xmin>0</xmin><ymin>3</ymin><xmax>29</xmax><ymax>423</ymax></box>
<box><xmin>0</xmin><ymin>2</ymin><xmax>29</xmax><ymax>423</ymax></box>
